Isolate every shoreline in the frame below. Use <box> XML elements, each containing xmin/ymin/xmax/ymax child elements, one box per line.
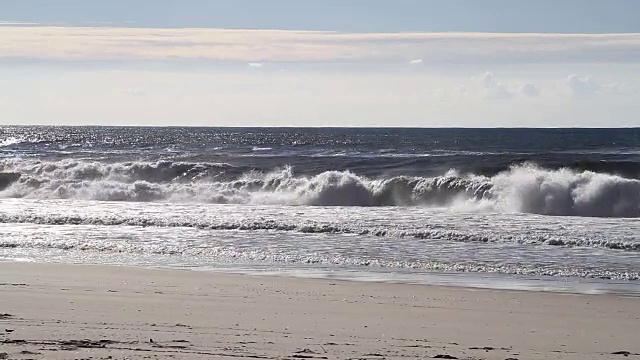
<box><xmin>1</xmin><ymin>261</ymin><xmax>639</xmax><ymax>360</ymax></box>
<box><xmin>4</xmin><ymin>258</ymin><xmax>640</xmax><ymax>297</ymax></box>
<box><xmin>197</xmin><ymin>266</ymin><xmax>640</xmax><ymax>297</ymax></box>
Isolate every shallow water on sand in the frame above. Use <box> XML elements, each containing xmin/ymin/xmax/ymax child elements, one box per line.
<box><xmin>1</xmin><ymin>199</ymin><xmax>638</xmax><ymax>295</ymax></box>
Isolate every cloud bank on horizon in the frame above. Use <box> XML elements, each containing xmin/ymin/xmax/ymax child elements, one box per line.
<box><xmin>1</xmin><ymin>1</ymin><xmax>639</xmax><ymax>127</ymax></box>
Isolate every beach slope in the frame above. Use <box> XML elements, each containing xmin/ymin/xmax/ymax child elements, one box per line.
<box><xmin>1</xmin><ymin>262</ymin><xmax>638</xmax><ymax>360</ymax></box>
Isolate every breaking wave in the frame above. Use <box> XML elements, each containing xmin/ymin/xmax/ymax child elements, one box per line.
<box><xmin>1</xmin><ymin>159</ymin><xmax>639</xmax><ymax>217</ymax></box>
<box><xmin>0</xmin><ymin>137</ymin><xmax>24</xmax><ymax>147</ymax></box>
<box><xmin>0</xmin><ymin>211</ymin><xmax>637</xmax><ymax>251</ymax></box>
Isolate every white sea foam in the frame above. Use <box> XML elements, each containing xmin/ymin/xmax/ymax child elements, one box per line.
<box><xmin>0</xmin><ymin>199</ymin><xmax>638</xmax><ymax>281</ymax></box>
<box><xmin>0</xmin><ymin>137</ymin><xmax>24</xmax><ymax>147</ymax></box>
<box><xmin>490</xmin><ymin>165</ymin><xmax>640</xmax><ymax>217</ymax></box>
<box><xmin>1</xmin><ymin>159</ymin><xmax>639</xmax><ymax>217</ymax></box>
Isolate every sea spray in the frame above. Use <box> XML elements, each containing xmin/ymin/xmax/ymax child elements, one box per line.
<box><xmin>1</xmin><ymin>159</ymin><xmax>638</xmax><ymax>217</ymax></box>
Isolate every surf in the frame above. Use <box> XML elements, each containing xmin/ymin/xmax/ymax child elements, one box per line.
<box><xmin>1</xmin><ymin>159</ymin><xmax>639</xmax><ymax>217</ymax></box>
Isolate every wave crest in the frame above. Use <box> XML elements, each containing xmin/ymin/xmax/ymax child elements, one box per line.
<box><xmin>1</xmin><ymin>159</ymin><xmax>639</xmax><ymax>217</ymax></box>
<box><xmin>493</xmin><ymin>165</ymin><xmax>640</xmax><ymax>217</ymax></box>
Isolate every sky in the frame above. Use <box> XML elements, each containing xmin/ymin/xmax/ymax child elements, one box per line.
<box><xmin>1</xmin><ymin>0</ymin><xmax>639</xmax><ymax>127</ymax></box>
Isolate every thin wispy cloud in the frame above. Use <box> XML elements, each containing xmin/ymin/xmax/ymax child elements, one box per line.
<box><xmin>119</xmin><ymin>87</ymin><xmax>146</xmax><ymax>96</ymax></box>
<box><xmin>2</xmin><ymin>26</ymin><xmax>640</xmax><ymax>64</ymax></box>
<box><xmin>0</xmin><ymin>21</ymin><xmax>43</xmax><ymax>25</ymax></box>
<box><xmin>0</xmin><ymin>20</ymin><xmax>68</xmax><ymax>27</ymax></box>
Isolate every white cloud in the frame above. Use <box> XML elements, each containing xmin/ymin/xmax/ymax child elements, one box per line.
<box><xmin>409</xmin><ymin>59</ymin><xmax>423</xmax><ymax>65</ymax></box>
<box><xmin>520</xmin><ymin>83</ymin><xmax>540</xmax><ymax>97</ymax></box>
<box><xmin>475</xmin><ymin>72</ymin><xmax>515</xmax><ymax>100</ymax></box>
<box><xmin>2</xmin><ymin>26</ymin><xmax>640</xmax><ymax>64</ymax></box>
<box><xmin>468</xmin><ymin>72</ymin><xmax>543</xmax><ymax>100</ymax></box>
<box><xmin>479</xmin><ymin>71</ymin><xmax>495</xmax><ymax>88</ymax></box>
<box><xmin>566</xmin><ymin>74</ymin><xmax>637</xmax><ymax>96</ymax></box>
<box><xmin>457</xmin><ymin>86</ymin><xmax>470</xmax><ymax>99</ymax></box>
<box><xmin>567</xmin><ymin>74</ymin><xmax>600</xmax><ymax>96</ymax></box>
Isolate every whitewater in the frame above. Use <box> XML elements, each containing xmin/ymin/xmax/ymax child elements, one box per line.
<box><xmin>1</xmin><ymin>126</ymin><xmax>639</xmax><ymax>294</ymax></box>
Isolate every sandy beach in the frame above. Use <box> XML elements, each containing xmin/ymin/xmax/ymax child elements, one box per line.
<box><xmin>0</xmin><ymin>262</ymin><xmax>638</xmax><ymax>360</ymax></box>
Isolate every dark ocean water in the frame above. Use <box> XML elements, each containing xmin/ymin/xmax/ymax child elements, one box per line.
<box><xmin>3</xmin><ymin>126</ymin><xmax>640</xmax><ymax>177</ymax></box>
<box><xmin>1</xmin><ymin>126</ymin><xmax>639</xmax><ymax>292</ymax></box>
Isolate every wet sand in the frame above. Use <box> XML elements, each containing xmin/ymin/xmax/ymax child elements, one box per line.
<box><xmin>1</xmin><ymin>262</ymin><xmax>638</xmax><ymax>359</ymax></box>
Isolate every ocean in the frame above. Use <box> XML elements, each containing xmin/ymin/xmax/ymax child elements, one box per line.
<box><xmin>1</xmin><ymin>126</ymin><xmax>639</xmax><ymax>295</ymax></box>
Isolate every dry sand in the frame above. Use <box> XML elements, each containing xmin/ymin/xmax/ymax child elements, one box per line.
<box><xmin>0</xmin><ymin>262</ymin><xmax>638</xmax><ymax>360</ymax></box>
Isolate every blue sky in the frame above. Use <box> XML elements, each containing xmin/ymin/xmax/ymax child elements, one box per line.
<box><xmin>1</xmin><ymin>1</ymin><xmax>639</xmax><ymax>127</ymax></box>
<box><xmin>3</xmin><ymin>0</ymin><xmax>640</xmax><ymax>33</ymax></box>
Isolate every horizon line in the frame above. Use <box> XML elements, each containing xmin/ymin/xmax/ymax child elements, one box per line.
<box><xmin>2</xmin><ymin>124</ymin><xmax>639</xmax><ymax>130</ymax></box>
